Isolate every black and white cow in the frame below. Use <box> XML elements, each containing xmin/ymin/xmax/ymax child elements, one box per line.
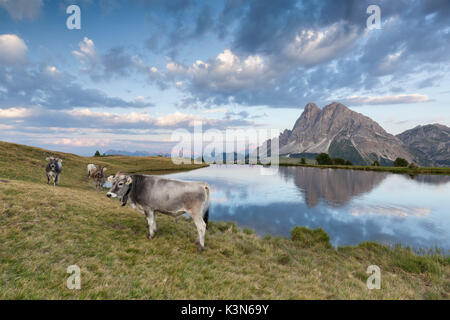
<box><xmin>46</xmin><ymin>157</ymin><xmax>62</xmax><ymax>186</ymax></box>
<box><xmin>107</xmin><ymin>172</ymin><xmax>210</xmax><ymax>251</ymax></box>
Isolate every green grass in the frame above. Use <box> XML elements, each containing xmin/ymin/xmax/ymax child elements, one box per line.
<box><xmin>278</xmin><ymin>157</ymin><xmax>450</xmax><ymax>176</ymax></box>
<box><xmin>0</xmin><ymin>140</ymin><xmax>449</xmax><ymax>299</ymax></box>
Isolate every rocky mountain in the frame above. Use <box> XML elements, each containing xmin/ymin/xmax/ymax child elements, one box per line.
<box><xmin>397</xmin><ymin>124</ymin><xmax>450</xmax><ymax>167</ymax></box>
<box><xmin>259</xmin><ymin>102</ymin><xmax>413</xmax><ymax>165</ymax></box>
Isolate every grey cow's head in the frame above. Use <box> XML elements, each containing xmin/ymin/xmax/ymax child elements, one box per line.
<box><xmin>46</xmin><ymin>157</ymin><xmax>62</xmax><ymax>171</ymax></box>
<box><xmin>106</xmin><ymin>172</ymin><xmax>132</xmax><ymax>206</ymax></box>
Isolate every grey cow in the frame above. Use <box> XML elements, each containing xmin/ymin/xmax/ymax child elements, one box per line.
<box><xmin>46</xmin><ymin>157</ymin><xmax>62</xmax><ymax>186</ymax></box>
<box><xmin>107</xmin><ymin>172</ymin><xmax>210</xmax><ymax>251</ymax></box>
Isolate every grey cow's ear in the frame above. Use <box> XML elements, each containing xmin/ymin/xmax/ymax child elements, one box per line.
<box><xmin>107</xmin><ymin>175</ymin><xmax>114</xmax><ymax>183</ymax></box>
<box><xmin>125</xmin><ymin>176</ymin><xmax>132</xmax><ymax>185</ymax></box>
<box><xmin>45</xmin><ymin>157</ymin><xmax>51</xmax><ymax>161</ymax></box>
<box><xmin>103</xmin><ymin>167</ymin><xmax>107</xmax><ymax>172</ymax></box>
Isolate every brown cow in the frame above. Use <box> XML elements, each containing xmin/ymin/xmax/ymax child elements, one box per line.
<box><xmin>89</xmin><ymin>165</ymin><xmax>107</xmax><ymax>190</ymax></box>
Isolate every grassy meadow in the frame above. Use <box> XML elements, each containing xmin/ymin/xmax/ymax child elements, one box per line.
<box><xmin>0</xmin><ymin>141</ymin><xmax>449</xmax><ymax>299</ymax></box>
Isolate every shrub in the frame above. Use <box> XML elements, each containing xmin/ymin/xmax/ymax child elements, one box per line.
<box><xmin>300</xmin><ymin>157</ymin><xmax>306</xmax><ymax>164</ymax></box>
<box><xmin>291</xmin><ymin>226</ymin><xmax>332</xmax><ymax>249</ymax></box>
<box><xmin>408</xmin><ymin>162</ymin><xmax>418</xmax><ymax>169</ymax></box>
<box><xmin>372</xmin><ymin>160</ymin><xmax>380</xmax><ymax>166</ymax></box>
<box><xmin>332</xmin><ymin>157</ymin><xmax>346</xmax><ymax>165</ymax></box>
<box><xmin>316</xmin><ymin>153</ymin><xmax>332</xmax><ymax>165</ymax></box>
<box><xmin>394</xmin><ymin>157</ymin><xmax>409</xmax><ymax>167</ymax></box>
<box><xmin>345</xmin><ymin>160</ymin><xmax>352</xmax><ymax>166</ymax></box>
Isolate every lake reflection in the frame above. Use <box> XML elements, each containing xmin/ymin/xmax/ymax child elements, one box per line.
<box><xmin>164</xmin><ymin>165</ymin><xmax>450</xmax><ymax>253</ymax></box>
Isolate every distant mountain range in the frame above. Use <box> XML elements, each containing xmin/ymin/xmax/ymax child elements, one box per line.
<box><xmin>258</xmin><ymin>102</ymin><xmax>449</xmax><ymax>167</ymax></box>
<box><xmin>397</xmin><ymin>124</ymin><xmax>450</xmax><ymax>167</ymax></box>
<box><xmin>104</xmin><ymin>150</ymin><xmax>170</xmax><ymax>157</ymax></box>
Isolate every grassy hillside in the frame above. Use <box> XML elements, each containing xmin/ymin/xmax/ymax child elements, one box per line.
<box><xmin>0</xmin><ymin>141</ymin><xmax>449</xmax><ymax>299</ymax></box>
<box><xmin>0</xmin><ymin>141</ymin><xmax>207</xmax><ymax>188</ymax></box>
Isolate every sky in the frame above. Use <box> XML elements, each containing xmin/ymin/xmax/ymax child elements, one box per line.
<box><xmin>0</xmin><ymin>0</ymin><xmax>449</xmax><ymax>156</ymax></box>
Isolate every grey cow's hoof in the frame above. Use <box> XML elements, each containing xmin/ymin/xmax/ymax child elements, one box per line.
<box><xmin>197</xmin><ymin>246</ymin><xmax>204</xmax><ymax>253</ymax></box>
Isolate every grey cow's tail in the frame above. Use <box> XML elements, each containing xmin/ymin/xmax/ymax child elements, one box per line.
<box><xmin>203</xmin><ymin>185</ymin><xmax>210</xmax><ymax>228</ymax></box>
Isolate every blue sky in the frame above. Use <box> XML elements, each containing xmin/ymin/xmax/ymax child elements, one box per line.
<box><xmin>0</xmin><ymin>0</ymin><xmax>449</xmax><ymax>155</ymax></box>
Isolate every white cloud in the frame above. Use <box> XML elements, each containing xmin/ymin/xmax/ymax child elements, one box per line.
<box><xmin>344</xmin><ymin>94</ymin><xmax>431</xmax><ymax>105</ymax></box>
<box><xmin>67</xmin><ymin>108</ymin><xmax>154</xmax><ymax>124</ymax></box>
<box><xmin>167</xmin><ymin>49</ymin><xmax>270</xmax><ymax>94</ymax></box>
<box><xmin>0</xmin><ymin>107</ymin><xmax>30</xmax><ymax>118</ymax></box>
<box><xmin>52</xmin><ymin>138</ymin><xmax>112</xmax><ymax>147</ymax></box>
<box><xmin>203</xmin><ymin>107</ymin><xmax>227</xmax><ymax>114</ymax></box>
<box><xmin>283</xmin><ymin>21</ymin><xmax>360</xmax><ymax>67</ymax></box>
<box><xmin>155</xmin><ymin>111</ymin><xmax>210</xmax><ymax>126</ymax></box>
<box><xmin>72</xmin><ymin>37</ymin><xmax>97</xmax><ymax>65</ymax></box>
<box><xmin>0</xmin><ymin>0</ymin><xmax>42</xmax><ymax>20</ymax></box>
<box><xmin>0</xmin><ymin>34</ymin><xmax>28</xmax><ymax>65</ymax></box>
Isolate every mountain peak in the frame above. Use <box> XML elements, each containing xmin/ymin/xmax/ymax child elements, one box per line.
<box><xmin>278</xmin><ymin>101</ymin><xmax>413</xmax><ymax>165</ymax></box>
<box><xmin>323</xmin><ymin>102</ymin><xmax>349</xmax><ymax>112</ymax></box>
<box><xmin>303</xmin><ymin>102</ymin><xmax>320</xmax><ymax>112</ymax></box>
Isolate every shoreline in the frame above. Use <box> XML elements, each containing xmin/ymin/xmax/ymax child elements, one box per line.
<box><xmin>277</xmin><ymin>162</ymin><xmax>450</xmax><ymax>175</ymax></box>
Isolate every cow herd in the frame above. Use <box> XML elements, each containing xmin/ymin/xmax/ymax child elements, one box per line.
<box><xmin>44</xmin><ymin>157</ymin><xmax>211</xmax><ymax>251</ymax></box>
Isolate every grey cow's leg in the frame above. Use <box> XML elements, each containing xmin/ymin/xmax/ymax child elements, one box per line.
<box><xmin>145</xmin><ymin>209</ymin><xmax>156</xmax><ymax>239</ymax></box>
<box><xmin>152</xmin><ymin>212</ymin><xmax>157</xmax><ymax>234</ymax></box>
<box><xmin>192</xmin><ymin>214</ymin><xmax>206</xmax><ymax>252</ymax></box>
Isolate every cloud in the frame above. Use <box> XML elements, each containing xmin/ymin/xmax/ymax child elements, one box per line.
<box><xmin>72</xmin><ymin>37</ymin><xmax>97</xmax><ymax>65</ymax></box>
<box><xmin>72</xmin><ymin>37</ymin><xmax>168</xmax><ymax>86</ymax></box>
<box><xmin>0</xmin><ymin>107</ymin><xmax>30</xmax><ymax>118</ymax></box>
<box><xmin>343</xmin><ymin>94</ymin><xmax>431</xmax><ymax>106</ymax></box>
<box><xmin>0</xmin><ymin>62</ymin><xmax>153</xmax><ymax>110</ymax></box>
<box><xmin>0</xmin><ymin>107</ymin><xmax>254</xmax><ymax>132</ymax></box>
<box><xmin>0</xmin><ymin>0</ymin><xmax>43</xmax><ymax>20</ymax></box>
<box><xmin>0</xmin><ymin>34</ymin><xmax>28</xmax><ymax>66</ymax></box>
<box><xmin>282</xmin><ymin>21</ymin><xmax>360</xmax><ymax>67</ymax></box>
<box><xmin>149</xmin><ymin>1</ymin><xmax>450</xmax><ymax>109</ymax></box>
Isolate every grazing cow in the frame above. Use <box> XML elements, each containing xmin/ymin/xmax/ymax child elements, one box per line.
<box><xmin>90</xmin><ymin>165</ymin><xmax>107</xmax><ymax>190</ymax></box>
<box><xmin>46</xmin><ymin>157</ymin><xmax>62</xmax><ymax>186</ymax></box>
<box><xmin>87</xmin><ymin>164</ymin><xmax>96</xmax><ymax>177</ymax></box>
<box><xmin>106</xmin><ymin>172</ymin><xmax>210</xmax><ymax>252</ymax></box>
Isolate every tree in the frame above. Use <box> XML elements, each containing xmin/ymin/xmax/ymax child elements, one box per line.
<box><xmin>372</xmin><ymin>160</ymin><xmax>380</xmax><ymax>166</ymax></box>
<box><xmin>345</xmin><ymin>160</ymin><xmax>353</xmax><ymax>166</ymax></box>
<box><xmin>394</xmin><ymin>157</ymin><xmax>409</xmax><ymax>167</ymax></box>
<box><xmin>316</xmin><ymin>153</ymin><xmax>332</xmax><ymax>165</ymax></box>
<box><xmin>408</xmin><ymin>162</ymin><xmax>418</xmax><ymax>169</ymax></box>
<box><xmin>300</xmin><ymin>157</ymin><xmax>306</xmax><ymax>165</ymax></box>
<box><xmin>94</xmin><ymin>150</ymin><xmax>101</xmax><ymax>157</ymax></box>
<box><xmin>331</xmin><ymin>157</ymin><xmax>346</xmax><ymax>165</ymax></box>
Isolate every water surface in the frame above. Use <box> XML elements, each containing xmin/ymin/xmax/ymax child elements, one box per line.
<box><xmin>164</xmin><ymin>165</ymin><xmax>450</xmax><ymax>253</ymax></box>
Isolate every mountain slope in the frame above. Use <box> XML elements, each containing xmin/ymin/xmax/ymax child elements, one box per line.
<box><xmin>397</xmin><ymin>124</ymin><xmax>450</xmax><ymax>167</ymax></box>
<box><xmin>262</xmin><ymin>102</ymin><xmax>412</xmax><ymax>165</ymax></box>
